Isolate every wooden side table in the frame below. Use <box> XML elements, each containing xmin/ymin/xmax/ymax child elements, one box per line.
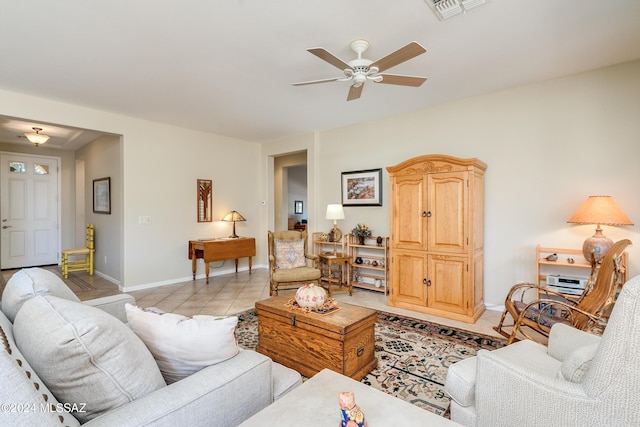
<box><xmin>188</xmin><ymin>237</ymin><xmax>256</xmax><ymax>284</ymax></box>
<box><xmin>318</xmin><ymin>253</ymin><xmax>352</xmax><ymax>295</ymax></box>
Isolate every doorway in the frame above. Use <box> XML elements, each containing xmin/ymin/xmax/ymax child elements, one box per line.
<box><xmin>273</xmin><ymin>151</ymin><xmax>307</xmax><ymax>232</ymax></box>
<box><xmin>0</xmin><ymin>152</ymin><xmax>60</xmax><ymax>268</ymax></box>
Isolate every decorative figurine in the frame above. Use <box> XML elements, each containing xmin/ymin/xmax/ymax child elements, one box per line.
<box><xmin>339</xmin><ymin>391</ymin><xmax>367</xmax><ymax>427</ymax></box>
<box><xmin>545</xmin><ymin>253</ymin><xmax>558</xmax><ymax>261</ymax></box>
<box><xmin>376</xmin><ymin>236</ymin><xmax>383</xmax><ymax>247</ymax></box>
<box><xmin>567</xmin><ymin>257</ymin><xmax>575</xmax><ymax>264</ymax></box>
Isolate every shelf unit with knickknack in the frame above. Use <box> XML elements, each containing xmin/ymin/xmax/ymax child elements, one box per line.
<box><xmin>312</xmin><ymin>232</ymin><xmax>389</xmax><ymax>294</ymax></box>
<box><xmin>536</xmin><ymin>245</ymin><xmax>628</xmax><ymax>297</ymax></box>
<box><xmin>312</xmin><ymin>232</ymin><xmax>349</xmax><ymax>292</ymax></box>
<box><xmin>312</xmin><ymin>231</ymin><xmax>348</xmax><ymax>256</ymax></box>
<box><xmin>348</xmin><ymin>235</ymin><xmax>389</xmax><ymax>295</ymax></box>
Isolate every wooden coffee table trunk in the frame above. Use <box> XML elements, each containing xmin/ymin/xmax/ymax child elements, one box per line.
<box><xmin>255</xmin><ymin>296</ymin><xmax>377</xmax><ymax>380</ymax></box>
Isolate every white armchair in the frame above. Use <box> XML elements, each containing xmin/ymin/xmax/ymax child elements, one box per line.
<box><xmin>445</xmin><ymin>273</ymin><xmax>640</xmax><ymax>427</ymax></box>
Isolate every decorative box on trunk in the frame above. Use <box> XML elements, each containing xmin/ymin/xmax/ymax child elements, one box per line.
<box><xmin>255</xmin><ymin>296</ymin><xmax>377</xmax><ymax>380</ymax></box>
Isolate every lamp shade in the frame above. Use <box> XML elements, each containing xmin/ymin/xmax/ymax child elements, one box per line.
<box><xmin>222</xmin><ymin>210</ymin><xmax>246</xmax><ymax>222</ymax></box>
<box><xmin>567</xmin><ymin>196</ymin><xmax>633</xmax><ymax>262</ymax></box>
<box><xmin>222</xmin><ymin>210</ymin><xmax>246</xmax><ymax>238</ymax></box>
<box><xmin>567</xmin><ymin>196</ymin><xmax>633</xmax><ymax>226</ymax></box>
<box><xmin>325</xmin><ymin>204</ymin><xmax>345</xmax><ymax>220</ymax></box>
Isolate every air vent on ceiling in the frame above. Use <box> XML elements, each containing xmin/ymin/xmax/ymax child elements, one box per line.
<box><xmin>426</xmin><ymin>0</ymin><xmax>487</xmax><ymax>20</ymax></box>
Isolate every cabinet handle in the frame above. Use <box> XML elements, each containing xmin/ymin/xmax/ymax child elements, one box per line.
<box><xmin>422</xmin><ymin>211</ymin><xmax>432</xmax><ymax>217</ymax></box>
<box><xmin>423</xmin><ymin>278</ymin><xmax>431</xmax><ymax>286</ymax></box>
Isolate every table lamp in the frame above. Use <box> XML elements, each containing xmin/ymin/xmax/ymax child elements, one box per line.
<box><xmin>222</xmin><ymin>210</ymin><xmax>246</xmax><ymax>238</ymax></box>
<box><xmin>567</xmin><ymin>195</ymin><xmax>633</xmax><ymax>263</ymax></box>
<box><xmin>325</xmin><ymin>203</ymin><xmax>345</xmax><ymax>254</ymax></box>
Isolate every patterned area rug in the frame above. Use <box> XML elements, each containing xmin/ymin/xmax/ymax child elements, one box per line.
<box><xmin>235</xmin><ymin>309</ymin><xmax>505</xmax><ymax>416</ymax></box>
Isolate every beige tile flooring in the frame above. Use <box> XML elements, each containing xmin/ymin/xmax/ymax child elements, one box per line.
<box><xmin>1</xmin><ymin>267</ymin><xmax>505</xmax><ymax>339</ymax></box>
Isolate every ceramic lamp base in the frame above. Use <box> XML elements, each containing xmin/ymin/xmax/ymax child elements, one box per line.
<box><xmin>582</xmin><ymin>227</ymin><xmax>613</xmax><ymax>263</ymax></box>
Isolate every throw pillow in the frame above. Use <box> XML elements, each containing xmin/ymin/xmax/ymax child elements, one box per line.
<box><xmin>13</xmin><ymin>295</ymin><xmax>166</xmax><ymax>423</ymax></box>
<box><xmin>274</xmin><ymin>238</ymin><xmax>306</xmax><ymax>269</ymax></box>
<box><xmin>1</xmin><ymin>322</ymin><xmax>79</xmax><ymax>427</ymax></box>
<box><xmin>125</xmin><ymin>304</ymin><xmax>239</xmax><ymax>384</ymax></box>
<box><xmin>559</xmin><ymin>343</ymin><xmax>599</xmax><ymax>383</ymax></box>
<box><xmin>1</xmin><ymin>267</ymin><xmax>80</xmax><ymax>323</ymax></box>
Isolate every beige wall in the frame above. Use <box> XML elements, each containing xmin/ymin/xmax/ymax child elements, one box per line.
<box><xmin>263</xmin><ymin>60</ymin><xmax>640</xmax><ymax>307</ymax></box>
<box><xmin>0</xmin><ymin>91</ymin><xmax>262</xmax><ymax>290</ymax></box>
<box><xmin>1</xmin><ymin>60</ymin><xmax>638</xmax><ymax>304</ymax></box>
<box><xmin>76</xmin><ymin>135</ymin><xmax>122</xmax><ymax>282</ymax></box>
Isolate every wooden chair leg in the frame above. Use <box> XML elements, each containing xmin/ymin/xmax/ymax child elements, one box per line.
<box><xmin>62</xmin><ymin>253</ymin><xmax>69</xmax><ymax>279</ymax></box>
<box><xmin>89</xmin><ymin>251</ymin><xmax>94</xmax><ymax>275</ymax></box>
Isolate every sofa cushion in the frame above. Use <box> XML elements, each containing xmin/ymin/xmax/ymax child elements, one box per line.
<box><xmin>274</xmin><ymin>239</ymin><xmax>306</xmax><ymax>269</ymax></box>
<box><xmin>125</xmin><ymin>304</ymin><xmax>240</xmax><ymax>384</ymax></box>
<box><xmin>559</xmin><ymin>343</ymin><xmax>599</xmax><ymax>383</ymax></box>
<box><xmin>1</xmin><ymin>311</ymin><xmax>81</xmax><ymax>427</ymax></box>
<box><xmin>12</xmin><ymin>295</ymin><xmax>166</xmax><ymax>423</ymax></box>
<box><xmin>1</xmin><ymin>267</ymin><xmax>80</xmax><ymax>323</ymax></box>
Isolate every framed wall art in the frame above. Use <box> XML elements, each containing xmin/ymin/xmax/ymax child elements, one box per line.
<box><xmin>197</xmin><ymin>179</ymin><xmax>213</xmax><ymax>222</ymax></box>
<box><xmin>341</xmin><ymin>168</ymin><xmax>382</xmax><ymax>206</ymax></box>
<box><xmin>294</xmin><ymin>200</ymin><xmax>303</xmax><ymax>214</ymax></box>
<box><xmin>93</xmin><ymin>177</ymin><xmax>111</xmax><ymax>214</ymax></box>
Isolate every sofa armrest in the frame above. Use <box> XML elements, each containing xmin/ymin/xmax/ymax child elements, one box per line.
<box><xmin>475</xmin><ymin>347</ymin><xmax>589</xmax><ymax>426</ymax></box>
<box><xmin>83</xmin><ymin>294</ymin><xmax>136</xmax><ymax>323</ymax></box>
<box><xmin>547</xmin><ymin>323</ymin><xmax>602</xmax><ymax>361</ymax></box>
<box><xmin>83</xmin><ymin>350</ymin><xmax>274</xmax><ymax>427</ymax></box>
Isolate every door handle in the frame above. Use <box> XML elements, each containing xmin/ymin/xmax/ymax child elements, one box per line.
<box><xmin>2</xmin><ymin>225</ymin><xmax>11</xmax><ymax>229</ymax></box>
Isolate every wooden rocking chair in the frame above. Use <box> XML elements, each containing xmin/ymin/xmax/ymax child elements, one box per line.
<box><xmin>494</xmin><ymin>239</ymin><xmax>631</xmax><ymax>345</ymax></box>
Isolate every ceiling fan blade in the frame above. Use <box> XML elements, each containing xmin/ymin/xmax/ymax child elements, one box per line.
<box><xmin>308</xmin><ymin>48</ymin><xmax>352</xmax><ymax>71</ymax></box>
<box><xmin>376</xmin><ymin>74</ymin><xmax>427</xmax><ymax>87</ymax></box>
<box><xmin>370</xmin><ymin>42</ymin><xmax>426</xmax><ymax>73</ymax></box>
<box><xmin>292</xmin><ymin>77</ymin><xmax>343</xmax><ymax>86</ymax></box>
<box><xmin>347</xmin><ymin>84</ymin><xmax>363</xmax><ymax>101</ymax></box>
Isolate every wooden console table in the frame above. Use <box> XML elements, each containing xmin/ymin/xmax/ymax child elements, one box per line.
<box><xmin>188</xmin><ymin>237</ymin><xmax>256</xmax><ymax>284</ymax></box>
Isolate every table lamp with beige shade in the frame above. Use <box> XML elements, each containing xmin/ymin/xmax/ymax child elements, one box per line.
<box><xmin>567</xmin><ymin>195</ymin><xmax>633</xmax><ymax>263</ymax></box>
<box><xmin>222</xmin><ymin>210</ymin><xmax>246</xmax><ymax>238</ymax></box>
<box><xmin>325</xmin><ymin>203</ymin><xmax>345</xmax><ymax>255</ymax></box>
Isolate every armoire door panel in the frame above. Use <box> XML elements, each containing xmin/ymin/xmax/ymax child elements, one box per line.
<box><xmin>427</xmin><ymin>255</ymin><xmax>466</xmax><ymax>314</ymax></box>
<box><xmin>428</xmin><ymin>172</ymin><xmax>467</xmax><ymax>253</ymax></box>
<box><xmin>392</xmin><ymin>174</ymin><xmax>426</xmax><ymax>250</ymax></box>
<box><xmin>391</xmin><ymin>250</ymin><xmax>426</xmax><ymax>305</ymax></box>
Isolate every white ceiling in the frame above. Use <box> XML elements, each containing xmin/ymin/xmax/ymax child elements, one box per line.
<box><xmin>1</xmin><ymin>0</ymin><xmax>640</xmax><ymax>148</ymax></box>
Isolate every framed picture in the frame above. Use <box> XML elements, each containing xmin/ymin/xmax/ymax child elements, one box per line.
<box><xmin>294</xmin><ymin>200</ymin><xmax>303</xmax><ymax>214</ymax></box>
<box><xmin>197</xmin><ymin>179</ymin><xmax>213</xmax><ymax>222</ymax></box>
<box><xmin>341</xmin><ymin>168</ymin><xmax>383</xmax><ymax>206</ymax></box>
<box><xmin>93</xmin><ymin>177</ymin><xmax>111</xmax><ymax>214</ymax></box>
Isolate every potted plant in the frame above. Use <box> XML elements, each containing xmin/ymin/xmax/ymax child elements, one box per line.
<box><xmin>352</xmin><ymin>224</ymin><xmax>372</xmax><ymax>245</ymax></box>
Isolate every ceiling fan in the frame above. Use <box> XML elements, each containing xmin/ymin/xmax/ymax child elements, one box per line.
<box><xmin>292</xmin><ymin>39</ymin><xmax>427</xmax><ymax>101</ymax></box>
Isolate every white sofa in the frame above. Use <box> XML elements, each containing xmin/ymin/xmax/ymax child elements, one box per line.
<box><xmin>445</xmin><ymin>274</ymin><xmax>640</xmax><ymax>427</ymax></box>
<box><xmin>0</xmin><ymin>268</ymin><xmax>301</xmax><ymax>426</ymax></box>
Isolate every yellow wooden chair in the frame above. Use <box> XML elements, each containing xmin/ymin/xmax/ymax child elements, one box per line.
<box><xmin>61</xmin><ymin>224</ymin><xmax>95</xmax><ymax>279</ymax></box>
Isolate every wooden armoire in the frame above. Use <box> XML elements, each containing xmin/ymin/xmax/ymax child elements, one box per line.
<box><xmin>386</xmin><ymin>154</ymin><xmax>486</xmax><ymax>323</ymax></box>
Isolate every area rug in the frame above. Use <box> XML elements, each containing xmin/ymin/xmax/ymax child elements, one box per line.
<box><xmin>235</xmin><ymin>309</ymin><xmax>506</xmax><ymax>416</ymax></box>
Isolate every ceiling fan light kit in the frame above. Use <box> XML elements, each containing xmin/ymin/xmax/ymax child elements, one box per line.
<box><xmin>426</xmin><ymin>0</ymin><xmax>487</xmax><ymax>20</ymax></box>
<box><xmin>292</xmin><ymin>39</ymin><xmax>427</xmax><ymax>101</ymax></box>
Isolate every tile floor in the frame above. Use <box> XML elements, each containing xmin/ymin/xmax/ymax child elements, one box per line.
<box><xmin>1</xmin><ymin>267</ymin><xmax>505</xmax><ymax>339</ymax></box>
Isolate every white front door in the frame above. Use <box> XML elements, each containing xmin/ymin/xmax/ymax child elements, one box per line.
<box><xmin>0</xmin><ymin>153</ymin><xmax>60</xmax><ymax>269</ymax></box>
